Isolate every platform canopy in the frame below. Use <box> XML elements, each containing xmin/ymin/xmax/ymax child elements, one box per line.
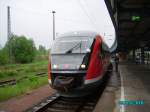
<box><xmin>105</xmin><ymin>0</ymin><xmax>150</xmax><ymax>52</ymax></box>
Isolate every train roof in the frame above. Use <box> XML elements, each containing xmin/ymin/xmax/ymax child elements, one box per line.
<box><xmin>58</xmin><ymin>31</ymin><xmax>97</xmax><ymax>38</ymax></box>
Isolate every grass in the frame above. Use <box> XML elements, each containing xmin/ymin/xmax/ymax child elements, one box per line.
<box><xmin>0</xmin><ymin>60</ymin><xmax>49</xmax><ymax>102</ymax></box>
<box><xmin>0</xmin><ymin>76</ymin><xmax>48</xmax><ymax>101</ymax></box>
<box><xmin>0</xmin><ymin>60</ymin><xmax>48</xmax><ymax>81</ymax></box>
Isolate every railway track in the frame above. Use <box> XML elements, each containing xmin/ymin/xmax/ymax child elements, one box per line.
<box><xmin>0</xmin><ymin>79</ymin><xmax>16</xmax><ymax>87</ymax></box>
<box><xmin>26</xmin><ymin>92</ymin><xmax>102</xmax><ymax>112</ymax></box>
<box><xmin>0</xmin><ymin>72</ymin><xmax>46</xmax><ymax>87</ymax></box>
<box><xmin>26</xmin><ymin>71</ymin><xmax>111</xmax><ymax>112</ymax></box>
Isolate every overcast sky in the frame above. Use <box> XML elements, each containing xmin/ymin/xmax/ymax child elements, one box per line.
<box><xmin>0</xmin><ymin>0</ymin><xmax>115</xmax><ymax>49</ymax></box>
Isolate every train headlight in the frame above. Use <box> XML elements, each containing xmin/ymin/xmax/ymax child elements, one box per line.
<box><xmin>53</xmin><ymin>64</ymin><xmax>58</xmax><ymax>69</ymax></box>
<box><xmin>80</xmin><ymin>64</ymin><xmax>86</xmax><ymax>69</ymax></box>
<box><xmin>86</xmin><ymin>48</ymin><xmax>91</xmax><ymax>53</ymax></box>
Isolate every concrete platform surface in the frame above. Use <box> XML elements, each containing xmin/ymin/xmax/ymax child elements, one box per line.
<box><xmin>93</xmin><ymin>71</ymin><xmax>120</xmax><ymax>112</ymax></box>
<box><xmin>94</xmin><ymin>62</ymin><xmax>150</xmax><ymax>112</ymax></box>
<box><xmin>118</xmin><ymin>63</ymin><xmax>150</xmax><ymax>112</ymax></box>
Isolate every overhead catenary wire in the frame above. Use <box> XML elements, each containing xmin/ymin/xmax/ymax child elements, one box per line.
<box><xmin>77</xmin><ymin>0</ymin><xmax>97</xmax><ymax>30</ymax></box>
<box><xmin>83</xmin><ymin>0</ymin><xmax>98</xmax><ymax>28</ymax></box>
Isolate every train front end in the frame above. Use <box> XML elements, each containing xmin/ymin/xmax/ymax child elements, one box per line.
<box><xmin>48</xmin><ymin>33</ymin><xmax>104</xmax><ymax>96</ymax></box>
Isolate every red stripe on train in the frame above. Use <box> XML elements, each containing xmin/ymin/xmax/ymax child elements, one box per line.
<box><xmin>85</xmin><ymin>35</ymin><xmax>103</xmax><ymax>80</ymax></box>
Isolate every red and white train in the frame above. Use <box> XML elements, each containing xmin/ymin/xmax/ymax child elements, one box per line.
<box><xmin>48</xmin><ymin>31</ymin><xmax>111</xmax><ymax>96</ymax></box>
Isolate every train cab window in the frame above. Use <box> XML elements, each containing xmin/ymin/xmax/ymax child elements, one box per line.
<box><xmin>51</xmin><ymin>36</ymin><xmax>94</xmax><ymax>54</ymax></box>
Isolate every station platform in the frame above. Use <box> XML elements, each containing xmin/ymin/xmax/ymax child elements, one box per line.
<box><xmin>94</xmin><ymin>62</ymin><xmax>150</xmax><ymax>112</ymax></box>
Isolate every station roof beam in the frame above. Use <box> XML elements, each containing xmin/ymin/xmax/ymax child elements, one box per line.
<box><xmin>105</xmin><ymin>0</ymin><xmax>150</xmax><ymax>51</ymax></box>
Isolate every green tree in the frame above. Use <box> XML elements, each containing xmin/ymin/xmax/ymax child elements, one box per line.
<box><xmin>34</xmin><ymin>45</ymin><xmax>48</xmax><ymax>61</ymax></box>
<box><xmin>38</xmin><ymin>45</ymin><xmax>47</xmax><ymax>55</ymax></box>
<box><xmin>0</xmin><ymin>48</ymin><xmax>9</xmax><ymax>65</ymax></box>
<box><xmin>5</xmin><ymin>35</ymin><xmax>36</xmax><ymax>63</ymax></box>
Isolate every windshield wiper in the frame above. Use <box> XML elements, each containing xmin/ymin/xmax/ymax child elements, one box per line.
<box><xmin>65</xmin><ymin>42</ymin><xmax>82</xmax><ymax>54</ymax></box>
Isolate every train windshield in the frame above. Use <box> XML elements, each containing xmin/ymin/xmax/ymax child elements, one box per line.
<box><xmin>51</xmin><ymin>37</ymin><xmax>93</xmax><ymax>54</ymax></box>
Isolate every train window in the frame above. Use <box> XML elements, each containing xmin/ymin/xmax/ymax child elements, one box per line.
<box><xmin>51</xmin><ymin>37</ymin><xmax>93</xmax><ymax>54</ymax></box>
